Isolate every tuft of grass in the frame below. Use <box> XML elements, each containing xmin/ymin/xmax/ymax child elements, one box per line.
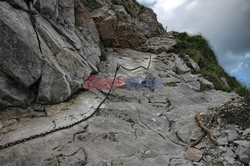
<box><xmin>172</xmin><ymin>31</ymin><xmax>250</xmax><ymax>97</ymax></box>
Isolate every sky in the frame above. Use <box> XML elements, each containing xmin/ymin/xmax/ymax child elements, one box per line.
<box><xmin>138</xmin><ymin>0</ymin><xmax>250</xmax><ymax>87</ymax></box>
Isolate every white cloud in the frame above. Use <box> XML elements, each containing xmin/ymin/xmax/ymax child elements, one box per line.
<box><xmin>155</xmin><ymin>0</ymin><xmax>186</xmax><ymax>11</ymax></box>
<box><xmin>137</xmin><ymin>0</ymin><xmax>156</xmax><ymax>4</ymax></box>
<box><xmin>185</xmin><ymin>1</ymin><xmax>198</xmax><ymax>10</ymax></box>
<box><xmin>138</xmin><ymin>0</ymin><xmax>250</xmax><ymax>86</ymax></box>
<box><xmin>138</xmin><ymin>0</ymin><xmax>186</xmax><ymax>10</ymax></box>
<box><xmin>245</xmin><ymin>52</ymin><xmax>250</xmax><ymax>58</ymax></box>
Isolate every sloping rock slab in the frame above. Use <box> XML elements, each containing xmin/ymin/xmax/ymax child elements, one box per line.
<box><xmin>0</xmin><ymin>89</ymin><xmax>104</xmax><ymax>147</ymax></box>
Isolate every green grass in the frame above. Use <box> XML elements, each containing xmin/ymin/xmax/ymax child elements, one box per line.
<box><xmin>171</xmin><ymin>31</ymin><xmax>250</xmax><ymax>97</ymax></box>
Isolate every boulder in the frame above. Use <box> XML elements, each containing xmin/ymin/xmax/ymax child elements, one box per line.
<box><xmin>174</xmin><ymin>57</ymin><xmax>191</xmax><ymax>74</ymax></box>
<box><xmin>198</xmin><ymin>77</ymin><xmax>214</xmax><ymax>89</ymax></box>
<box><xmin>186</xmin><ymin>55</ymin><xmax>200</xmax><ymax>72</ymax></box>
<box><xmin>37</xmin><ymin>61</ymin><xmax>71</xmax><ymax>104</ymax></box>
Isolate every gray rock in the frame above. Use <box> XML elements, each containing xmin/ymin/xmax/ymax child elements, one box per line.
<box><xmin>212</xmin><ymin>130</ymin><xmax>221</xmax><ymax>137</ymax></box>
<box><xmin>58</xmin><ymin>0</ymin><xmax>75</xmax><ymax>26</ymax></box>
<box><xmin>217</xmin><ymin>136</ymin><xmax>229</xmax><ymax>146</ymax></box>
<box><xmin>221</xmin><ymin>130</ymin><xmax>240</xmax><ymax>143</ymax></box>
<box><xmin>186</xmin><ymin>55</ymin><xmax>200</xmax><ymax>72</ymax></box>
<box><xmin>75</xmin><ymin>29</ymin><xmax>101</xmax><ymax>68</ymax></box>
<box><xmin>3</xmin><ymin>0</ymin><xmax>29</xmax><ymax>11</ymax></box>
<box><xmin>30</xmin><ymin>104</ymin><xmax>45</xmax><ymax>112</ymax></box>
<box><xmin>187</xmin><ymin>81</ymin><xmax>201</xmax><ymax>91</ymax></box>
<box><xmin>198</xmin><ymin>77</ymin><xmax>214</xmax><ymax>89</ymax></box>
<box><xmin>222</xmin><ymin>147</ymin><xmax>237</xmax><ymax>164</ymax></box>
<box><xmin>0</xmin><ymin>0</ymin><xmax>102</xmax><ymax>107</ymax></box>
<box><xmin>0</xmin><ymin>2</ymin><xmax>43</xmax><ymax>87</ymax></box>
<box><xmin>243</xmin><ymin>129</ymin><xmax>250</xmax><ymax>137</ymax></box>
<box><xmin>34</xmin><ymin>0</ymin><xmax>58</xmax><ymax>18</ymax></box>
<box><xmin>75</xmin><ymin>3</ymin><xmax>100</xmax><ymax>44</ymax></box>
<box><xmin>138</xmin><ymin>8</ymin><xmax>167</xmax><ymax>38</ymax></box>
<box><xmin>37</xmin><ymin>61</ymin><xmax>71</xmax><ymax>104</ymax></box>
<box><xmin>174</xmin><ymin>57</ymin><xmax>191</xmax><ymax>74</ymax></box>
<box><xmin>50</xmin><ymin>22</ymin><xmax>100</xmax><ymax>71</ymax></box>
<box><xmin>186</xmin><ymin>148</ymin><xmax>203</xmax><ymax>162</ymax></box>
<box><xmin>176</xmin><ymin>130</ymin><xmax>190</xmax><ymax>143</ymax></box>
<box><xmin>36</xmin><ymin>15</ymin><xmax>66</xmax><ymax>54</ymax></box>
<box><xmin>206</xmin><ymin>156</ymin><xmax>212</xmax><ymax>162</ymax></box>
<box><xmin>54</xmin><ymin>48</ymin><xmax>92</xmax><ymax>93</ymax></box>
<box><xmin>142</xmin><ymin>37</ymin><xmax>176</xmax><ymax>53</ymax></box>
<box><xmin>195</xmin><ymin>143</ymin><xmax>206</xmax><ymax>150</ymax></box>
<box><xmin>0</xmin><ymin>70</ymin><xmax>34</xmax><ymax>107</ymax></box>
<box><xmin>235</xmin><ymin>144</ymin><xmax>250</xmax><ymax>164</ymax></box>
<box><xmin>218</xmin><ymin>146</ymin><xmax>227</xmax><ymax>153</ymax></box>
<box><xmin>181</xmin><ymin>73</ymin><xmax>199</xmax><ymax>82</ymax></box>
<box><xmin>37</xmin><ymin>47</ymin><xmax>92</xmax><ymax>104</ymax></box>
<box><xmin>234</xmin><ymin>141</ymin><xmax>250</xmax><ymax>148</ymax></box>
<box><xmin>169</xmin><ymin>158</ymin><xmax>193</xmax><ymax>166</ymax></box>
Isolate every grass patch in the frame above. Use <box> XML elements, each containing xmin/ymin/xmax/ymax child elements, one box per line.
<box><xmin>171</xmin><ymin>31</ymin><xmax>250</xmax><ymax>97</ymax></box>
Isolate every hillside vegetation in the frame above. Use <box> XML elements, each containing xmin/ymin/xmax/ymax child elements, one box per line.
<box><xmin>171</xmin><ymin>31</ymin><xmax>250</xmax><ymax>97</ymax></box>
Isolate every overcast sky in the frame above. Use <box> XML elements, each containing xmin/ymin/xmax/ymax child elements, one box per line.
<box><xmin>138</xmin><ymin>0</ymin><xmax>250</xmax><ymax>86</ymax></box>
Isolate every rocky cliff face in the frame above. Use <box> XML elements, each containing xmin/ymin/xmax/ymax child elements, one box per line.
<box><xmin>0</xmin><ymin>0</ymin><xmax>166</xmax><ymax>108</ymax></box>
<box><xmin>82</xmin><ymin>0</ymin><xmax>167</xmax><ymax>47</ymax></box>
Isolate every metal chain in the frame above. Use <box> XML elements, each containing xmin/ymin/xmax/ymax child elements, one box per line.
<box><xmin>0</xmin><ymin>43</ymin><xmax>152</xmax><ymax>150</ymax></box>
